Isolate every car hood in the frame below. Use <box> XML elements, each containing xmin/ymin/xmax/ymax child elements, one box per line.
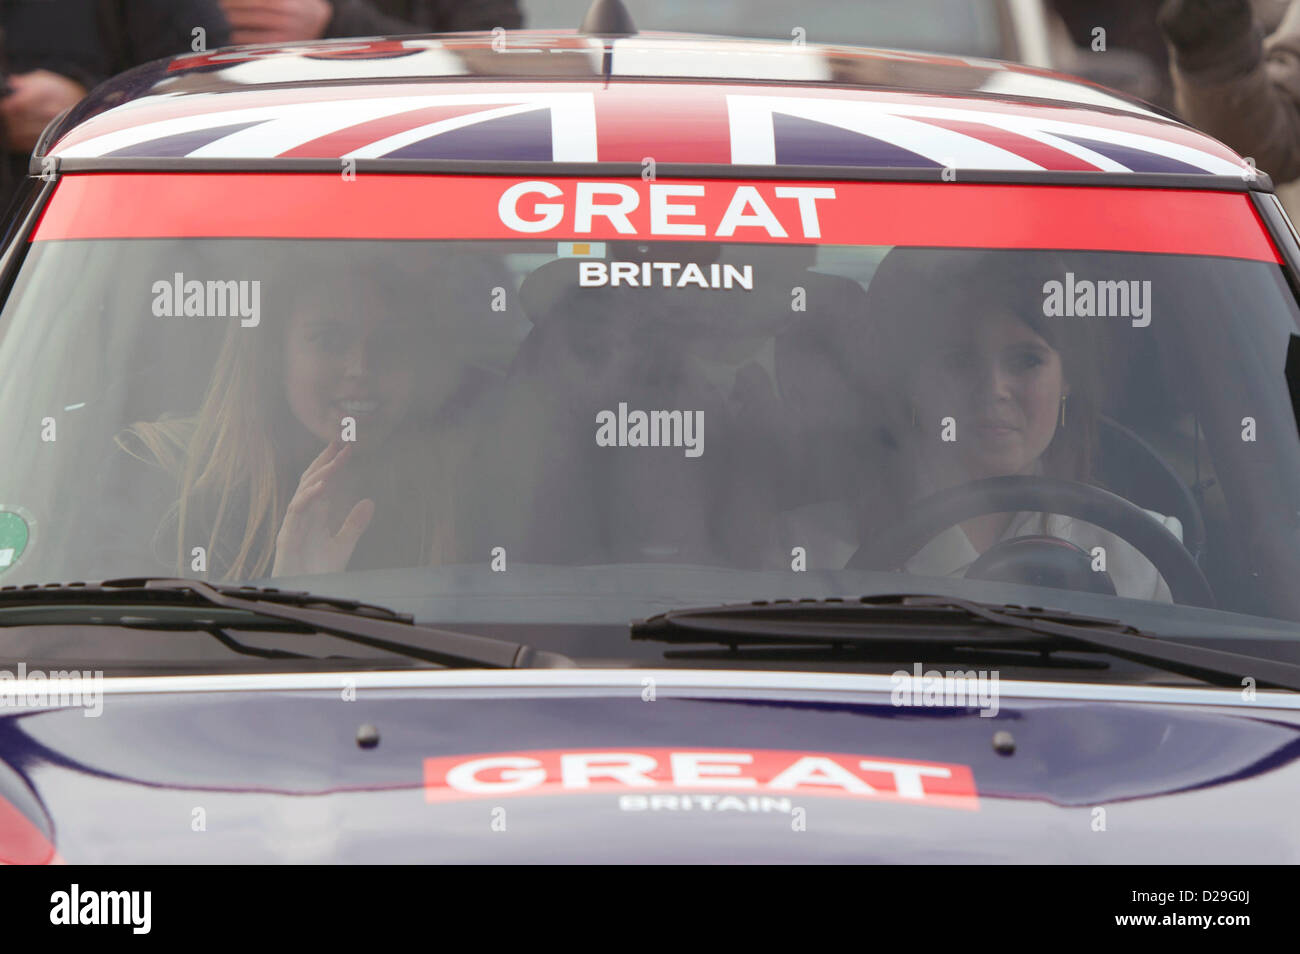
<box><xmin>3</xmin><ymin>670</ymin><xmax>1298</xmax><ymax>863</ymax></box>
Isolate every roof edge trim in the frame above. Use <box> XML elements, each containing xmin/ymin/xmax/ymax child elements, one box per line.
<box><xmin>38</xmin><ymin>158</ymin><xmax>1274</xmax><ymax>192</ymax></box>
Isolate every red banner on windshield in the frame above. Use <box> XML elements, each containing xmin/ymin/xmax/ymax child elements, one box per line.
<box><xmin>32</xmin><ymin>173</ymin><xmax>1282</xmax><ymax>262</ymax></box>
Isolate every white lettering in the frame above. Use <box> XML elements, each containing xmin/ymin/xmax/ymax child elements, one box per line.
<box><xmin>857</xmin><ymin>760</ymin><xmax>952</xmax><ymax>798</ymax></box>
<box><xmin>497</xmin><ymin>182</ymin><xmax>833</xmax><ymax>239</ymax></box>
<box><xmin>716</xmin><ymin>185</ymin><xmax>787</xmax><ymax>237</ymax></box>
<box><xmin>561</xmin><ymin>752</ymin><xmax>658</xmax><ymax>788</ymax></box>
<box><xmin>499</xmin><ymin>180</ymin><xmax>564</xmax><ymax>232</ymax></box>
<box><xmin>576</xmin><ymin>260</ymin><xmax>753</xmax><ymax>291</ymax></box>
<box><xmin>445</xmin><ymin>756</ymin><xmax>546</xmax><ymax>794</ymax></box>
<box><xmin>575</xmin><ymin>182</ymin><xmax>640</xmax><ymax>233</ymax></box>
<box><xmin>579</xmin><ymin>261</ymin><xmax>608</xmax><ymax>286</ymax></box>
<box><xmin>670</xmin><ymin>752</ymin><xmax>757</xmax><ymax>788</ymax></box>
<box><xmin>768</xmin><ymin>756</ymin><xmax>875</xmax><ymax>794</ymax></box>
<box><xmin>774</xmin><ymin>186</ymin><xmax>836</xmax><ymax>238</ymax></box>
<box><xmin>650</xmin><ymin>184</ymin><xmax>707</xmax><ymax>235</ymax></box>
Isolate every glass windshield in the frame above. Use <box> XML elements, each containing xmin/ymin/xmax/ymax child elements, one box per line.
<box><xmin>4</xmin><ymin>174</ymin><xmax>1300</xmax><ymax>666</ymax></box>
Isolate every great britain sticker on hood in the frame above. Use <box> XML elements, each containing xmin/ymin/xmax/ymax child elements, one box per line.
<box><xmin>423</xmin><ymin>747</ymin><xmax>979</xmax><ymax>810</ymax></box>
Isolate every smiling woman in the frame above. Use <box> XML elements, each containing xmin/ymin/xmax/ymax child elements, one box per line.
<box><xmin>111</xmin><ymin>248</ymin><xmax>495</xmax><ymax>581</ymax></box>
<box><xmin>863</xmin><ymin>248</ymin><xmax>1100</xmax><ymax>490</ymax></box>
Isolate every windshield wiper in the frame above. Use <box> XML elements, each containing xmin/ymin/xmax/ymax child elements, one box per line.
<box><xmin>0</xmin><ymin>578</ymin><xmax>574</xmax><ymax>669</ymax></box>
<box><xmin>632</xmin><ymin>594</ymin><xmax>1300</xmax><ymax>691</ymax></box>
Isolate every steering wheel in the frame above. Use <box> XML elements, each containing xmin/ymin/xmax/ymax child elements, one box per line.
<box><xmin>846</xmin><ymin>475</ymin><xmax>1215</xmax><ymax>607</ymax></box>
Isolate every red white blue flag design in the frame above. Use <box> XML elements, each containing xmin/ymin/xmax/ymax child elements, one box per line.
<box><xmin>50</xmin><ymin>83</ymin><xmax>1248</xmax><ymax>176</ymax></box>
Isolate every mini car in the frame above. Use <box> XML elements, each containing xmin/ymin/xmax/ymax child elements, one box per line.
<box><xmin>1</xmin><ymin>0</ymin><xmax>1299</xmax><ymax>864</ymax></box>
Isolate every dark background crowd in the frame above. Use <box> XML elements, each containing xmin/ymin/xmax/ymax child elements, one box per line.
<box><xmin>2</xmin><ymin>0</ymin><xmax>1299</xmax><ymax>212</ymax></box>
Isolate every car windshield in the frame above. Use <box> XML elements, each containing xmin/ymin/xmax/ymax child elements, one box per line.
<box><xmin>3</xmin><ymin>173</ymin><xmax>1300</xmax><ymax>665</ymax></box>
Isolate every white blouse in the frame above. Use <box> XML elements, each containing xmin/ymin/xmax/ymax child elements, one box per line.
<box><xmin>771</xmin><ymin>502</ymin><xmax>1182</xmax><ymax>603</ymax></box>
<box><xmin>903</xmin><ymin>509</ymin><xmax>1182</xmax><ymax>603</ymax></box>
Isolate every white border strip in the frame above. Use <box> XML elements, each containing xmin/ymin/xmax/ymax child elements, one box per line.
<box><xmin>8</xmin><ymin>669</ymin><xmax>1294</xmax><ymax>709</ymax></box>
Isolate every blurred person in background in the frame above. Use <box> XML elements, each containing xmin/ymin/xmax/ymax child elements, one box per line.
<box><xmin>1159</xmin><ymin>0</ymin><xmax>1300</xmax><ymax>193</ymax></box>
<box><xmin>1045</xmin><ymin>1</ymin><xmax>1300</xmax><ymax>212</ymax></box>
<box><xmin>218</xmin><ymin>0</ymin><xmax>521</xmax><ymax>43</ymax></box>
<box><xmin>1047</xmin><ymin>0</ymin><xmax>1288</xmax><ymax>114</ymax></box>
<box><xmin>0</xmin><ymin>0</ymin><xmax>230</xmax><ymax>214</ymax></box>
<box><xmin>1048</xmin><ymin>0</ymin><xmax>1180</xmax><ymax>111</ymax></box>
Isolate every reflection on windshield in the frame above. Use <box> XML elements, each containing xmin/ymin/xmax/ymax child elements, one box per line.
<box><xmin>2</xmin><ymin>239</ymin><xmax>1300</xmax><ymax>631</ymax></box>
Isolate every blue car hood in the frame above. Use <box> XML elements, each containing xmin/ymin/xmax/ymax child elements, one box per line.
<box><xmin>3</xmin><ymin>670</ymin><xmax>1298</xmax><ymax>863</ymax></box>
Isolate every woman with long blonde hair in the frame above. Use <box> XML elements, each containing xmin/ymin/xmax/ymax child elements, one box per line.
<box><xmin>117</xmin><ymin>252</ymin><xmax>464</xmax><ymax>581</ymax></box>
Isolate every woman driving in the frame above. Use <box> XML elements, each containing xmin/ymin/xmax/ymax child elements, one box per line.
<box><xmin>851</xmin><ymin>246</ymin><xmax>1181</xmax><ymax>601</ymax></box>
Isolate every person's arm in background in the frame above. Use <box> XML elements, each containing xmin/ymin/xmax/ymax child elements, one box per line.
<box><xmin>0</xmin><ymin>71</ymin><xmax>87</xmax><ymax>152</ymax></box>
<box><xmin>0</xmin><ymin>0</ymin><xmax>108</xmax><ymax>153</ymax></box>
<box><xmin>1163</xmin><ymin>0</ymin><xmax>1300</xmax><ymax>183</ymax></box>
<box><xmin>0</xmin><ymin>0</ymin><xmax>230</xmax><ymax>154</ymax></box>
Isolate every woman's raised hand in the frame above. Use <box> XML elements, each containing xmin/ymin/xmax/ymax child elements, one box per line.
<box><xmin>272</xmin><ymin>438</ymin><xmax>375</xmax><ymax>577</ymax></box>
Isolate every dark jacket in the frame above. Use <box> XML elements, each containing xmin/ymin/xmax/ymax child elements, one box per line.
<box><xmin>0</xmin><ymin>0</ymin><xmax>231</xmax><ymax>212</ymax></box>
<box><xmin>324</xmin><ymin>0</ymin><xmax>522</xmax><ymax>37</ymax></box>
<box><xmin>0</xmin><ymin>0</ymin><xmax>231</xmax><ymax>92</ymax></box>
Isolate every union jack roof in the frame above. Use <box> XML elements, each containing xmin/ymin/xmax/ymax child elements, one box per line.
<box><xmin>41</xmin><ymin>34</ymin><xmax>1254</xmax><ymax>180</ymax></box>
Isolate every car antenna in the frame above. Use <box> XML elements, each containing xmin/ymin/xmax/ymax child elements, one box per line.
<box><xmin>580</xmin><ymin>0</ymin><xmax>637</xmax><ymax>37</ymax></box>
